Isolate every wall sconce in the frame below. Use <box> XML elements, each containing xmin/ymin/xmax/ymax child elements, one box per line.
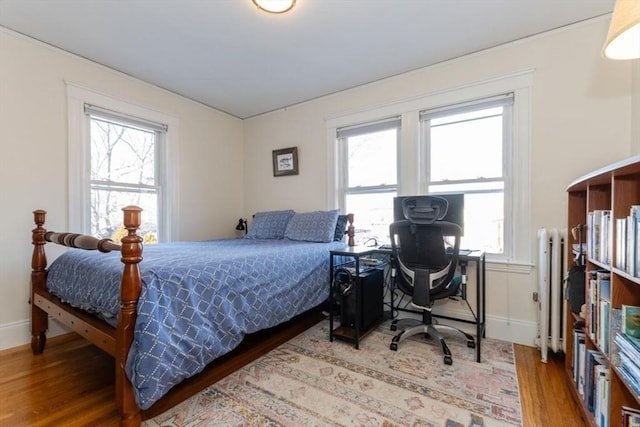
<box><xmin>603</xmin><ymin>0</ymin><xmax>640</xmax><ymax>59</ymax></box>
<box><xmin>235</xmin><ymin>218</ymin><xmax>248</xmax><ymax>235</ymax></box>
<box><xmin>252</xmin><ymin>0</ymin><xmax>296</xmax><ymax>14</ymax></box>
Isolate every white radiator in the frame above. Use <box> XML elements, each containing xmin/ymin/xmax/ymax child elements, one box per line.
<box><xmin>537</xmin><ymin>228</ymin><xmax>566</xmax><ymax>363</ymax></box>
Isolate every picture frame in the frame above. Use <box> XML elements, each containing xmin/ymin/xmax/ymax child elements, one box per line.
<box><xmin>272</xmin><ymin>146</ymin><xmax>299</xmax><ymax>177</ymax></box>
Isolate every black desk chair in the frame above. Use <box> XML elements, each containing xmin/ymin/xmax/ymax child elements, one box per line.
<box><xmin>389</xmin><ymin>196</ymin><xmax>475</xmax><ymax>365</ymax></box>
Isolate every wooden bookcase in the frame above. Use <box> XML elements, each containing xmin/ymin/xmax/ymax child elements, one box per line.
<box><xmin>565</xmin><ymin>155</ymin><xmax>640</xmax><ymax>426</ymax></box>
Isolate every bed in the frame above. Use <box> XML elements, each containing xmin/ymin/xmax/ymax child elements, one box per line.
<box><xmin>29</xmin><ymin>206</ymin><xmax>355</xmax><ymax>426</ymax></box>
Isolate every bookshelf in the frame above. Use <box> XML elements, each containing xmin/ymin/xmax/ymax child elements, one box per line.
<box><xmin>566</xmin><ymin>155</ymin><xmax>640</xmax><ymax>427</ymax></box>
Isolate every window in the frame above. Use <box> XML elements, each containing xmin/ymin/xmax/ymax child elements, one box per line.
<box><xmin>421</xmin><ymin>94</ymin><xmax>513</xmax><ymax>255</ymax></box>
<box><xmin>328</xmin><ymin>72</ymin><xmax>531</xmax><ymax>265</ymax></box>
<box><xmin>67</xmin><ymin>84</ymin><xmax>177</xmax><ymax>242</ymax></box>
<box><xmin>86</xmin><ymin>106</ymin><xmax>166</xmax><ymax>242</ymax></box>
<box><xmin>337</xmin><ymin>117</ymin><xmax>400</xmax><ymax>244</ymax></box>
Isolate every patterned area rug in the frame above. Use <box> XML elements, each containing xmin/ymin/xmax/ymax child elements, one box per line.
<box><xmin>145</xmin><ymin>320</ymin><xmax>522</xmax><ymax>427</ymax></box>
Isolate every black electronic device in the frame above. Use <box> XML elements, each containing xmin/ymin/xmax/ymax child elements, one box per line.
<box><xmin>340</xmin><ymin>268</ymin><xmax>384</xmax><ymax>331</ymax></box>
<box><xmin>393</xmin><ymin>194</ymin><xmax>464</xmax><ymax>235</ymax></box>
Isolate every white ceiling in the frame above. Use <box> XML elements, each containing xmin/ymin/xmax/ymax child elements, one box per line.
<box><xmin>0</xmin><ymin>0</ymin><xmax>615</xmax><ymax>119</ymax></box>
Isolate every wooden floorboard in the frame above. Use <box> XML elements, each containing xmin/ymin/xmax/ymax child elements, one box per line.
<box><xmin>1</xmin><ymin>314</ymin><xmax>586</xmax><ymax>426</ymax></box>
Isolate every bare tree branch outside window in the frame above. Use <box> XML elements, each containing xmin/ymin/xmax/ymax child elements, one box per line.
<box><xmin>89</xmin><ymin>116</ymin><xmax>159</xmax><ymax>242</ymax></box>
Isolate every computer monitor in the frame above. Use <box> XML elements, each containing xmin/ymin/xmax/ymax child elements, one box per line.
<box><xmin>393</xmin><ymin>194</ymin><xmax>464</xmax><ymax>235</ymax></box>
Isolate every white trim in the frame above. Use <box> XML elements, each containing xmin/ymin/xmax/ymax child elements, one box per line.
<box><xmin>66</xmin><ymin>82</ymin><xmax>181</xmax><ymax>241</ymax></box>
<box><xmin>429</xmin><ymin>308</ymin><xmax>538</xmax><ymax>346</ymax></box>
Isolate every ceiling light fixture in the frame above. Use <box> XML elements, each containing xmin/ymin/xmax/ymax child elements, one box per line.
<box><xmin>252</xmin><ymin>0</ymin><xmax>295</xmax><ymax>14</ymax></box>
<box><xmin>603</xmin><ymin>0</ymin><xmax>640</xmax><ymax>59</ymax></box>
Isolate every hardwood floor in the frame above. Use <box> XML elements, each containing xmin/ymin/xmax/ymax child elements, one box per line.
<box><xmin>514</xmin><ymin>342</ymin><xmax>586</xmax><ymax>426</ymax></box>
<box><xmin>1</xmin><ymin>313</ymin><xmax>586</xmax><ymax>426</ymax></box>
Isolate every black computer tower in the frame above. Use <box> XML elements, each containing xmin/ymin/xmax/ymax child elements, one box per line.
<box><xmin>340</xmin><ymin>268</ymin><xmax>384</xmax><ymax>330</ymax></box>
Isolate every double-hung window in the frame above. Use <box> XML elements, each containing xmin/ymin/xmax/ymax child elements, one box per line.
<box><xmin>337</xmin><ymin>117</ymin><xmax>400</xmax><ymax>244</ymax></box>
<box><xmin>67</xmin><ymin>83</ymin><xmax>176</xmax><ymax>243</ymax></box>
<box><xmin>420</xmin><ymin>94</ymin><xmax>513</xmax><ymax>255</ymax></box>
<box><xmin>85</xmin><ymin>105</ymin><xmax>166</xmax><ymax>243</ymax></box>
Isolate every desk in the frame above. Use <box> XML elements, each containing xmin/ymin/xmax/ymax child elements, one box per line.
<box><xmin>328</xmin><ymin>246</ymin><xmax>486</xmax><ymax>361</ymax></box>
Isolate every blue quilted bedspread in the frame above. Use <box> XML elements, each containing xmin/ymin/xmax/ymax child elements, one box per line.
<box><xmin>46</xmin><ymin>238</ymin><xmax>346</xmax><ymax>409</ymax></box>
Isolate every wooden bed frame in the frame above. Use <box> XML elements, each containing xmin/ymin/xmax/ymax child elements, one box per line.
<box><xmin>29</xmin><ymin>206</ymin><xmax>355</xmax><ymax>426</ymax></box>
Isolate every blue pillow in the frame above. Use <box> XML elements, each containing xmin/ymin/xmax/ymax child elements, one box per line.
<box><xmin>245</xmin><ymin>209</ymin><xmax>295</xmax><ymax>239</ymax></box>
<box><xmin>285</xmin><ymin>210</ymin><xmax>340</xmax><ymax>243</ymax></box>
<box><xmin>334</xmin><ymin>214</ymin><xmax>349</xmax><ymax>241</ymax></box>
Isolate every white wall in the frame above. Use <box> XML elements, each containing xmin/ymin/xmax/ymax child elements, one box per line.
<box><xmin>0</xmin><ymin>29</ymin><xmax>245</xmax><ymax>350</ymax></box>
<box><xmin>242</xmin><ymin>17</ymin><xmax>634</xmax><ymax>345</ymax></box>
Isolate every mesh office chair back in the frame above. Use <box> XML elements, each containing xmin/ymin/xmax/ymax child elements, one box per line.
<box><xmin>391</xmin><ymin>196</ymin><xmax>462</xmax><ymax>308</ymax></box>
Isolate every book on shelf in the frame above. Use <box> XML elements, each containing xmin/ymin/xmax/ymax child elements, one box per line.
<box><xmin>617</xmin><ymin>217</ymin><xmax>627</xmax><ymax>270</ymax></box>
<box><xmin>595</xmin><ymin>364</ymin><xmax>610</xmax><ymax>427</ymax></box>
<box><xmin>610</xmin><ymin>308</ymin><xmax>622</xmax><ymax>367</ymax></box>
<box><xmin>599</xmin><ymin>300</ymin><xmax>611</xmax><ymax>355</ymax></box>
<box><xmin>622</xmin><ymin>304</ymin><xmax>640</xmax><ymax>339</ymax></box>
<box><xmin>586</xmin><ymin>211</ymin><xmax>596</xmax><ymax>258</ymax></box>
<box><xmin>579</xmin><ymin>337</ymin><xmax>587</xmax><ymax>396</ymax></box>
<box><xmin>630</xmin><ymin>205</ymin><xmax>640</xmax><ymax>277</ymax></box>
<box><xmin>573</xmin><ymin>329</ymin><xmax>586</xmax><ymax>389</ymax></box>
<box><xmin>584</xmin><ymin>349</ymin><xmax>608</xmax><ymax>413</ymax></box>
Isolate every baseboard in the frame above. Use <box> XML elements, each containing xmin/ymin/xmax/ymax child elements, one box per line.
<box><xmin>0</xmin><ymin>317</ymin><xmax>70</xmax><ymax>351</ymax></box>
<box><xmin>1</xmin><ymin>309</ymin><xmax>540</xmax><ymax>352</ymax></box>
<box><xmin>430</xmin><ymin>306</ymin><xmax>539</xmax><ymax>347</ymax></box>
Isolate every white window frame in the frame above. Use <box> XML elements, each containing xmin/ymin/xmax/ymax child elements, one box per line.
<box><xmin>327</xmin><ymin>71</ymin><xmax>532</xmax><ymax>268</ymax></box>
<box><xmin>336</xmin><ymin>117</ymin><xmax>400</xmax><ymax>226</ymax></box>
<box><xmin>420</xmin><ymin>94</ymin><xmax>513</xmax><ymax>257</ymax></box>
<box><xmin>66</xmin><ymin>83</ymin><xmax>180</xmax><ymax>241</ymax></box>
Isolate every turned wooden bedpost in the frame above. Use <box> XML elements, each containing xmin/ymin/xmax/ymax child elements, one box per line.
<box><xmin>347</xmin><ymin>213</ymin><xmax>355</xmax><ymax>246</ymax></box>
<box><xmin>30</xmin><ymin>210</ymin><xmax>49</xmax><ymax>354</ymax></box>
<box><xmin>115</xmin><ymin>206</ymin><xmax>143</xmax><ymax>427</ymax></box>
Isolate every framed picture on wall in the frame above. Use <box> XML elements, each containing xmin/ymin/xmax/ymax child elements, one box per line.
<box><xmin>272</xmin><ymin>146</ymin><xmax>299</xmax><ymax>177</ymax></box>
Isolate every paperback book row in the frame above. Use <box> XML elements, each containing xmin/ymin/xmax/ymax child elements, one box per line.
<box><xmin>588</xmin><ymin>206</ymin><xmax>640</xmax><ymax>275</ymax></box>
<box><xmin>573</xmin><ymin>329</ymin><xmax>611</xmax><ymax>427</ymax></box>
<box><xmin>574</xmin><ymin>304</ymin><xmax>640</xmax><ymax>427</ymax></box>
<box><xmin>587</xmin><ymin>210</ymin><xmax>612</xmax><ymax>266</ymax></box>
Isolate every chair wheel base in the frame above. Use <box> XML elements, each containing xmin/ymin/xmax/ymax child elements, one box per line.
<box><xmin>390</xmin><ymin>324</ymin><xmax>397</xmax><ymax>331</ymax></box>
<box><xmin>390</xmin><ymin>342</ymin><xmax>398</xmax><ymax>351</ymax></box>
<box><xmin>444</xmin><ymin>355</ymin><xmax>453</xmax><ymax>365</ymax></box>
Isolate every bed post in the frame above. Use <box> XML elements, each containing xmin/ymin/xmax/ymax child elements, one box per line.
<box><xmin>115</xmin><ymin>206</ymin><xmax>143</xmax><ymax>427</ymax></box>
<box><xmin>30</xmin><ymin>210</ymin><xmax>49</xmax><ymax>354</ymax></box>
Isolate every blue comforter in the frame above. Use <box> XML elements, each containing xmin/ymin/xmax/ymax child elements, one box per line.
<box><xmin>46</xmin><ymin>238</ymin><xmax>346</xmax><ymax>409</ymax></box>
